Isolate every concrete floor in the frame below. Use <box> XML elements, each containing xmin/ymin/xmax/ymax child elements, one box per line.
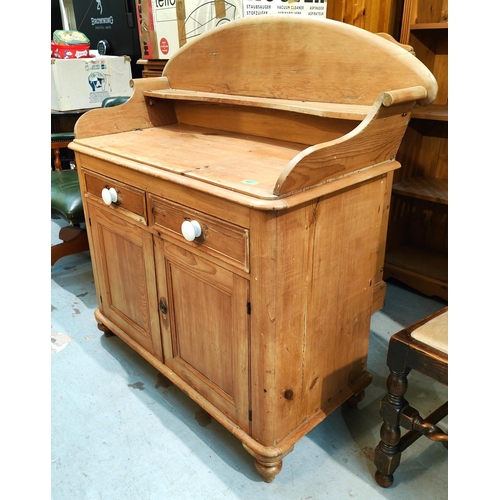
<box><xmin>51</xmin><ymin>219</ymin><xmax>448</xmax><ymax>499</ymax></box>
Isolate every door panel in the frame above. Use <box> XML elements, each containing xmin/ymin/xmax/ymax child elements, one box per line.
<box><xmin>87</xmin><ymin>201</ymin><xmax>162</xmax><ymax>360</ymax></box>
<box><xmin>155</xmin><ymin>238</ymin><xmax>250</xmax><ymax>432</ymax></box>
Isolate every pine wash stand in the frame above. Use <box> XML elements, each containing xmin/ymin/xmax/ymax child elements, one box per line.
<box><xmin>70</xmin><ymin>16</ymin><xmax>437</xmax><ymax>482</ymax></box>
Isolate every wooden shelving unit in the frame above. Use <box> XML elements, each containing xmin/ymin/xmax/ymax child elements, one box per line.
<box><xmin>392</xmin><ymin>177</ymin><xmax>447</xmax><ymax>204</ymax></box>
<box><xmin>384</xmin><ymin>0</ymin><xmax>448</xmax><ymax>300</ymax></box>
<box><xmin>412</xmin><ymin>103</ymin><xmax>447</xmax><ymax>121</ymax></box>
<box><xmin>137</xmin><ymin>58</ymin><xmax>167</xmax><ymax>78</ymax></box>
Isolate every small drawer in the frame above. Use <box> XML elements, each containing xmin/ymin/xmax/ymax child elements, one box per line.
<box><xmin>150</xmin><ymin>195</ymin><xmax>249</xmax><ymax>272</ymax></box>
<box><xmin>83</xmin><ymin>169</ymin><xmax>147</xmax><ymax>225</ymax></box>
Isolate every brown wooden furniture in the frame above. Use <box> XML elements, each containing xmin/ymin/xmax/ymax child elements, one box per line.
<box><xmin>51</xmin><ymin>168</ymin><xmax>89</xmax><ymax>266</ymax></box>
<box><xmin>384</xmin><ymin>0</ymin><xmax>448</xmax><ymax>299</ymax></box>
<box><xmin>70</xmin><ymin>16</ymin><xmax>437</xmax><ymax>482</ymax></box>
<box><xmin>137</xmin><ymin>58</ymin><xmax>167</xmax><ymax>78</ymax></box>
<box><xmin>51</xmin><ymin>132</ymin><xmax>74</xmax><ymax>172</ymax></box>
<box><xmin>327</xmin><ymin>0</ymin><xmax>402</xmax><ymax>36</ymax></box>
<box><xmin>51</xmin><ymin>109</ymin><xmax>89</xmax><ymax>170</ymax></box>
<box><xmin>51</xmin><ymin>98</ymin><xmax>130</xmax><ymax>266</ymax></box>
<box><xmin>51</xmin><ymin>134</ymin><xmax>89</xmax><ymax>266</ymax></box>
<box><xmin>51</xmin><ymin>109</ymin><xmax>87</xmax><ymax>134</ymax></box>
<box><xmin>374</xmin><ymin>307</ymin><xmax>448</xmax><ymax>487</ymax></box>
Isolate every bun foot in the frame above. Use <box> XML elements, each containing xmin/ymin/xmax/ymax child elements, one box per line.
<box><xmin>97</xmin><ymin>322</ymin><xmax>115</xmax><ymax>337</ymax></box>
<box><xmin>243</xmin><ymin>444</ymin><xmax>293</xmax><ymax>483</ymax></box>
<box><xmin>254</xmin><ymin>458</ymin><xmax>282</xmax><ymax>483</ymax></box>
<box><xmin>345</xmin><ymin>390</ymin><xmax>365</xmax><ymax>408</ymax></box>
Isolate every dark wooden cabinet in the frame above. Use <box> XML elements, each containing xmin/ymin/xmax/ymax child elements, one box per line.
<box><xmin>384</xmin><ymin>0</ymin><xmax>448</xmax><ymax>300</ymax></box>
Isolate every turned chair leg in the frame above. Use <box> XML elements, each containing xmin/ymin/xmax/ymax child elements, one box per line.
<box><xmin>53</xmin><ymin>147</ymin><xmax>62</xmax><ymax>171</ymax></box>
<box><xmin>374</xmin><ymin>369</ymin><xmax>448</xmax><ymax>488</ymax></box>
<box><xmin>374</xmin><ymin>369</ymin><xmax>409</xmax><ymax>488</ymax></box>
<box><xmin>374</xmin><ymin>309</ymin><xmax>448</xmax><ymax>488</ymax></box>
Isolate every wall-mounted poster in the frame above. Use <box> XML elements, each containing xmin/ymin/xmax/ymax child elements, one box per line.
<box><xmin>243</xmin><ymin>0</ymin><xmax>327</xmax><ymax>17</ymax></box>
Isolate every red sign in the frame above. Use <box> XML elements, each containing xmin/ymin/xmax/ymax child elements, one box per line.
<box><xmin>159</xmin><ymin>37</ymin><xmax>170</xmax><ymax>55</ymax></box>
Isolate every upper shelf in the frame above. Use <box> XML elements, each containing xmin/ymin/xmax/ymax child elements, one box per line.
<box><xmin>412</xmin><ymin>104</ymin><xmax>448</xmax><ymax>121</ymax></box>
<box><xmin>410</xmin><ymin>22</ymin><xmax>448</xmax><ymax>30</ymax></box>
<box><xmin>392</xmin><ymin>176</ymin><xmax>448</xmax><ymax>204</ymax></box>
<box><xmin>73</xmin><ymin>17</ymin><xmax>441</xmax><ymax>202</ymax></box>
<box><xmin>143</xmin><ymin>89</ymin><xmax>372</xmax><ymax>121</ymax></box>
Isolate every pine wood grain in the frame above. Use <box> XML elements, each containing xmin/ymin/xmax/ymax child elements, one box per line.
<box><xmin>72</xmin><ymin>16</ymin><xmax>439</xmax><ymax>481</ymax></box>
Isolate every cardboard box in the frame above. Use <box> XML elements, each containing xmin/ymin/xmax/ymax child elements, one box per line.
<box><xmin>51</xmin><ymin>55</ymin><xmax>133</xmax><ymax>112</ymax></box>
<box><xmin>135</xmin><ymin>0</ymin><xmax>243</xmax><ymax>60</ymax></box>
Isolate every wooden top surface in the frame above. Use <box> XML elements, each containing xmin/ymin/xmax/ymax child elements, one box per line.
<box><xmin>73</xmin><ymin>17</ymin><xmax>437</xmax><ymax>202</ymax></box>
<box><xmin>75</xmin><ymin>124</ymin><xmax>304</xmax><ymax>199</ymax></box>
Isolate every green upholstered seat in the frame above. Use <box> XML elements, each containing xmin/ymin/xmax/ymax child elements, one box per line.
<box><xmin>51</xmin><ymin>96</ymin><xmax>130</xmax><ymax>265</ymax></box>
<box><xmin>51</xmin><ymin>169</ymin><xmax>84</xmax><ymax>225</ymax></box>
<box><xmin>51</xmin><ymin>96</ymin><xmax>130</xmax><ymax>225</ymax></box>
<box><xmin>51</xmin><ymin>167</ymin><xmax>88</xmax><ymax>265</ymax></box>
<box><xmin>51</xmin><ymin>132</ymin><xmax>75</xmax><ymax>144</ymax></box>
<box><xmin>101</xmin><ymin>96</ymin><xmax>130</xmax><ymax>108</ymax></box>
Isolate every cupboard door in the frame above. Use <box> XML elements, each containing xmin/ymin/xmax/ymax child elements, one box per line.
<box><xmin>155</xmin><ymin>238</ymin><xmax>251</xmax><ymax>432</ymax></box>
<box><xmin>87</xmin><ymin>201</ymin><xmax>163</xmax><ymax>360</ymax></box>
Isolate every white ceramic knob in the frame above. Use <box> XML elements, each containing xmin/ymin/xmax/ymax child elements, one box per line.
<box><xmin>101</xmin><ymin>187</ymin><xmax>118</xmax><ymax>205</ymax></box>
<box><xmin>181</xmin><ymin>220</ymin><xmax>202</xmax><ymax>242</ymax></box>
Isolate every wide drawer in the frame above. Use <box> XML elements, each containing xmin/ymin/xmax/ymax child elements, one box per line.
<box><xmin>150</xmin><ymin>195</ymin><xmax>249</xmax><ymax>272</ymax></box>
<box><xmin>82</xmin><ymin>169</ymin><xmax>147</xmax><ymax>225</ymax></box>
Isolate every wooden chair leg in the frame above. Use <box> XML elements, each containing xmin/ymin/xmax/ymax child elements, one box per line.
<box><xmin>52</xmin><ymin>139</ymin><xmax>72</xmax><ymax>172</ymax></box>
<box><xmin>374</xmin><ymin>368</ymin><xmax>410</xmax><ymax>488</ymax></box>
<box><xmin>374</xmin><ymin>309</ymin><xmax>448</xmax><ymax>488</ymax></box>
<box><xmin>51</xmin><ymin>226</ymin><xmax>89</xmax><ymax>266</ymax></box>
<box><xmin>53</xmin><ymin>147</ymin><xmax>62</xmax><ymax>171</ymax></box>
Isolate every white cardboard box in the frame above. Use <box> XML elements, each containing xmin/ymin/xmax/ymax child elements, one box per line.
<box><xmin>135</xmin><ymin>0</ymin><xmax>243</xmax><ymax>60</ymax></box>
<box><xmin>51</xmin><ymin>56</ymin><xmax>133</xmax><ymax>112</ymax></box>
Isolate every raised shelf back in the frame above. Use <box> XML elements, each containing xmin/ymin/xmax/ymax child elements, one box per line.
<box><xmin>163</xmin><ymin>17</ymin><xmax>437</xmax><ymax>106</ymax></box>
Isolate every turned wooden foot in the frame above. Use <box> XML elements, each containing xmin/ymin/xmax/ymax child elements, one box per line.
<box><xmin>242</xmin><ymin>443</ymin><xmax>293</xmax><ymax>482</ymax></box>
<box><xmin>344</xmin><ymin>390</ymin><xmax>366</xmax><ymax>409</ymax></box>
<box><xmin>254</xmin><ymin>458</ymin><xmax>283</xmax><ymax>483</ymax></box>
<box><xmin>97</xmin><ymin>322</ymin><xmax>115</xmax><ymax>337</ymax></box>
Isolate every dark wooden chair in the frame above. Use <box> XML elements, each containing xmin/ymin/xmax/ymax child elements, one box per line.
<box><xmin>51</xmin><ymin>129</ymin><xmax>89</xmax><ymax>266</ymax></box>
<box><xmin>51</xmin><ymin>96</ymin><xmax>130</xmax><ymax>266</ymax></box>
<box><xmin>51</xmin><ymin>132</ymin><xmax>74</xmax><ymax>172</ymax></box>
<box><xmin>374</xmin><ymin>307</ymin><xmax>448</xmax><ymax>488</ymax></box>
<box><xmin>51</xmin><ymin>161</ymin><xmax>89</xmax><ymax>266</ymax></box>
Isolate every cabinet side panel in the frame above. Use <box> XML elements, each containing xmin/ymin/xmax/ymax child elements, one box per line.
<box><xmin>301</xmin><ymin>178</ymin><xmax>386</xmax><ymax>414</ymax></box>
<box><xmin>271</xmin><ymin>203</ymin><xmax>315</xmax><ymax>440</ymax></box>
<box><xmin>270</xmin><ymin>177</ymin><xmax>386</xmax><ymax>444</ymax></box>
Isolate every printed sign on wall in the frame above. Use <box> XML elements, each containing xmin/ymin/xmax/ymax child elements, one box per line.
<box><xmin>243</xmin><ymin>0</ymin><xmax>327</xmax><ymax>17</ymax></box>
